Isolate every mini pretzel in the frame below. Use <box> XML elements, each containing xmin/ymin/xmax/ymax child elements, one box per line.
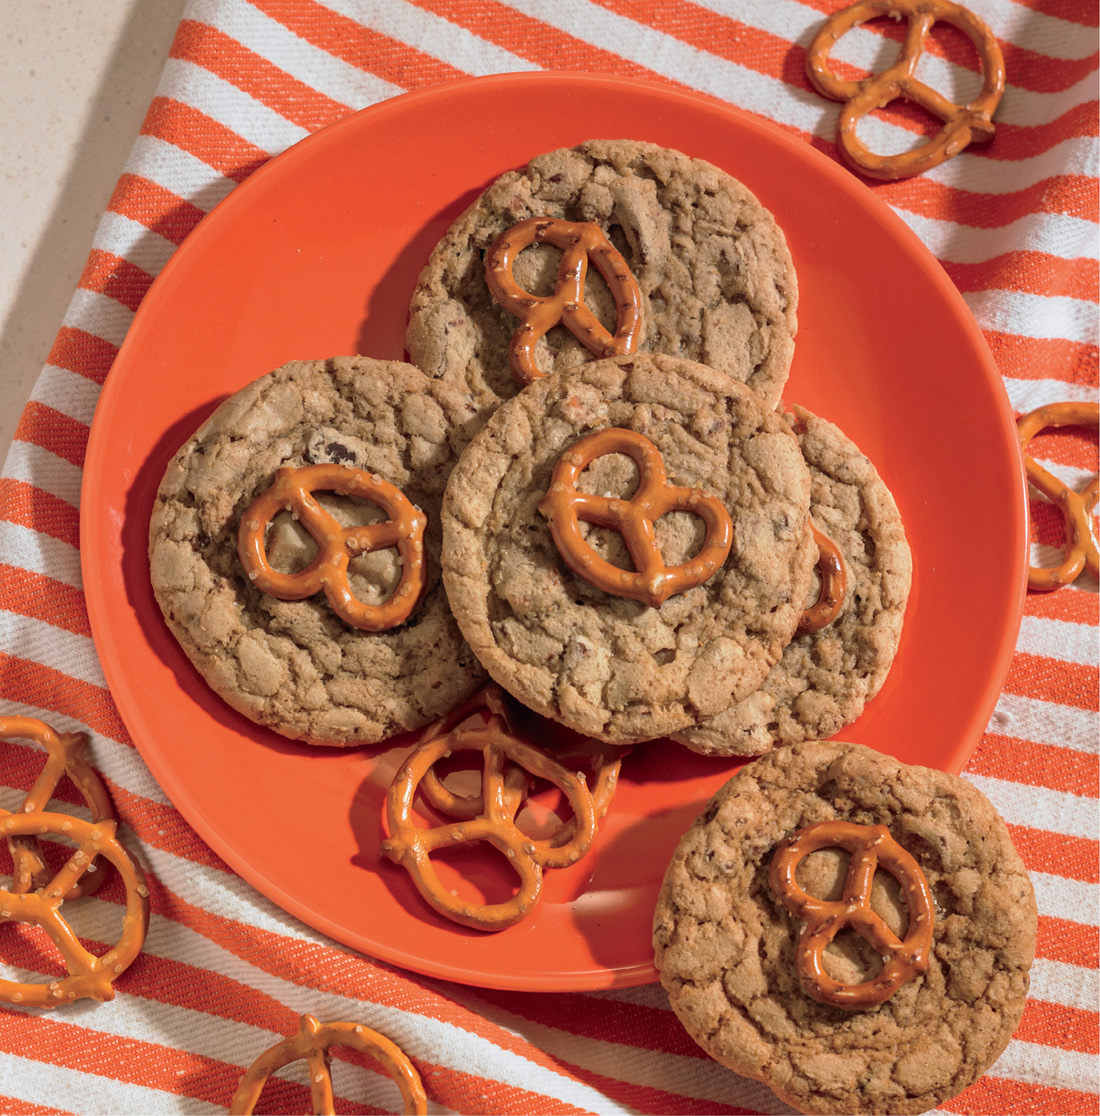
<box><xmin>769</xmin><ymin>820</ymin><xmax>935</xmax><ymax>1009</ymax></box>
<box><xmin>798</xmin><ymin>519</ymin><xmax>847</xmax><ymax>634</ymax></box>
<box><xmin>1</xmin><ymin>715</ymin><xmax>114</xmax><ymax>898</ymax></box>
<box><xmin>0</xmin><ymin>810</ymin><xmax>150</xmax><ymax>1007</ymax></box>
<box><xmin>229</xmin><ymin>1013</ymin><xmax>427</xmax><ymax>1116</ymax></box>
<box><xmin>1017</xmin><ymin>401</ymin><xmax>1099</xmax><ymax>591</ymax></box>
<box><xmin>805</xmin><ymin>0</ymin><xmax>1006</xmax><ymax>180</ymax></box>
<box><xmin>485</xmin><ymin>217</ymin><xmax>642</xmax><ymax>386</ymax></box>
<box><xmin>380</xmin><ymin>687</ymin><xmax>606</xmax><ymax>931</ymax></box>
<box><xmin>237</xmin><ymin>463</ymin><xmax>427</xmax><ymax>630</ymax></box>
<box><xmin>538</xmin><ymin>427</ymin><xmax>733</xmax><ymax>607</ymax></box>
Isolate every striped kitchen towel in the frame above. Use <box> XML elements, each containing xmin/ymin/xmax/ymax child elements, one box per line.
<box><xmin>0</xmin><ymin>1</ymin><xmax>1096</xmax><ymax>1113</ymax></box>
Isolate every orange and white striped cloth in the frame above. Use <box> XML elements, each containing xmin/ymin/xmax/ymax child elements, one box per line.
<box><xmin>1</xmin><ymin>2</ymin><xmax>1096</xmax><ymax>1113</ymax></box>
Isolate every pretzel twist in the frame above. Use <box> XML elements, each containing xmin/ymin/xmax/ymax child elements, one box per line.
<box><xmin>237</xmin><ymin>463</ymin><xmax>427</xmax><ymax>630</ymax></box>
<box><xmin>485</xmin><ymin>217</ymin><xmax>642</xmax><ymax>386</ymax></box>
<box><xmin>1</xmin><ymin>715</ymin><xmax>114</xmax><ymax>898</ymax></box>
<box><xmin>0</xmin><ymin>811</ymin><xmax>150</xmax><ymax>1007</ymax></box>
<box><xmin>381</xmin><ymin>686</ymin><xmax>617</xmax><ymax>931</ymax></box>
<box><xmin>769</xmin><ymin>820</ymin><xmax>935</xmax><ymax>1009</ymax></box>
<box><xmin>1017</xmin><ymin>402</ymin><xmax>1099</xmax><ymax>591</ymax></box>
<box><xmin>229</xmin><ymin>1013</ymin><xmax>427</xmax><ymax>1116</ymax></box>
<box><xmin>798</xmin><ymin>519</ymin><xmax>848</xmax><ymax>634</ymax></box>
<box><xmin>538</xmin><ymin>428</ymin><xmax>733</xmax><ymax>607</ymax></box>
<box><xmin>805</xmin><ymin>0</ymin><xmax>1005</xmax><ymax>180</ymax></box>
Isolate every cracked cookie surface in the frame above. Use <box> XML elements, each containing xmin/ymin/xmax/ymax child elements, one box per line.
<box><xmin>440</xmin><ymin>353</ymin><xmax>814</xmax><ymax>744</ymax></box>
<box><xmin>674</xmin><ymin>406</ymin><xmax>912</xmax><ymax>756</ymax></box>
<box><xmin>405</xmin><ymin>138</ymin><xmax>798</xmax><ymax>419</ymax></box>
<box><xmin>652</xmin><ymin>740</ymin><xmax>1036</xmax><ymax>1115</ymax></box>
<box><xmin>148</xmin><ymin>356</ymin><xmax>486</xmax><ymax>746</ymax></box>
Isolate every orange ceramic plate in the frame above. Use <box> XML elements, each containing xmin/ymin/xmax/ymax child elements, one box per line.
<box><xmin>81</xmin><ymin>73</ymin><xmax>1026</xmax><ymax>991</ymax></box>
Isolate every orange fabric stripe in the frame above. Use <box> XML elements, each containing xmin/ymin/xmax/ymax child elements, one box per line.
<box><xmin>1023</xmin><ymin>588</ymin><xmax>1100</xmax><ymax>625</ymax></box>
<box><xmin>971</xmin><ymin>734</ymin><xmax>1099</xmax><ymax>800</ymax></box>
<box><xmin>110</xmin><ymin>781</ymin><xmax>229</xmax><ymax>873</ymax></box>
<box><xmin>46</xmin><ymin>326</ymin><xmax>118</xmax><ymax>386</ymax></box>
<box><xmin>0</xmin><ymin>1006</ymin><xmax>247</xmax><ymax>1110</ymax></box>
<box><xmin>406</xmin><ymin>0</ymin><xmax>688</xmax><ymax>87</ymax></box>
<box><xmin>545</xmin><ymin>1067</ymin><xmax>759</xmax><ymax>1116</ymax></box>
<box><xmin>982</xmin><ymin>335</ymin><xmax>1098</xmax><ymax>388</ymax></box>
<box><xmin>0</xmin><ymin>654</ymin><xmax>130</xmax><ymax>745</ymax></box>
<box><xmin>248</xmin><ymin>0</ymin><xmax>470</xmax><ymax>90</ymax></box>
<box><xmin>945</xmin><ymin>1076</ymin><xmax>1100</xmax><ymax>1115</ymax></box>
<box><xmin>171</xmin><ymin>18</ymin><xmax>351</xmax><ymax>132</ymax></box>
<box><xmin>1002</xmin><ymin>652</ymin><xmax>1097</xmax><ymax>710</ymax></box>
<box><xmin>1008</xmin><ymin>0</ymin><xmax>1097</xmax><ymax>25</ymax></box>
<box><xmin>78</xmin><ymin>249</ymin><xmax>154</xmax><ymax>312</ymax></box>
<box><xmin>1005</xmin><ymin>824</ymin><xmax>1099</xmax><ymax>885</ymax></box>
<box><xmin>474</xmin><ymin>987</ymin><xmax>702</xmax><ymax>1058</ymax></box>
<box><xmin>0</xmin><ymin>565</ymin><xmax>90</xmax><ymax>638</ymax></box>
<box><xmin>13</xmin><ymin>403</ymin><xmax>89</xmax><ymax>471</ymax></box>
<box><xmin>142</xmin><ymin>96</ymin><xmax>269</xmax><ymax>184</ymax></box>
<box><xmin>1037</xmin><ymin>915</ymin><xmax>1100</xmax><ymax>969</ymax></box>
<box><xmin>0</xmin><ymin>479</ymin><xmax>80</xmax><ymax>549</ymax></box>
<box><xmin>106</xmin><ymin>172</ymin><xmax>207</xmax><ymax>247</ymax></box>
<box><xmin>944</xmin><ymin>253</ymin><xmax>1099</xmax><ymax>303</ymax></box>
<box><xmin>1017</xmin><ymin>998</ymin><xmax>1100</xmax><ymax>1055</ymax></box>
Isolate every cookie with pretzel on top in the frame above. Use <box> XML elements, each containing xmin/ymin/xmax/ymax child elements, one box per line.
<box><xmin>405</xmin><ymin>139</ymin><xmax>798</xmax><ymax>419</ymax></box>
<box><xmin>653</xmin><ymin>739</ymin><xmax>1036</xmax><ymax>1116</ymax></box>
<box><xmin>148</xmin><ymin>356</ymin><xmax>486</xmax><ymax>746</ymax></box>
<box><xmin>439</xmin><ymin>351</ymin><xmax>816</xmax><ymax>744</ymax></box>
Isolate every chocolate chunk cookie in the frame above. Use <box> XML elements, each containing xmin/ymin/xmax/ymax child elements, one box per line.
<box><xmin>674</xmin><ymin>406</ymin><xmax>912</xmax><ymax>755</ymax></box>
<box><xmin>440</xmin><ymin>352</ymin><xmax>814</xmax><ymax>744</ymax></box>
<box><xmin>653</xmin><ymin>740</ymin><xmax>1037</xmax><ymax>1115</ymax></box>
<box><xmin>149</xmin><ymin>356</ymin><xmax>486</xmax><ymax>746</ymax></box>
<box><xmin>406</xmin><ymin>139</ymin><xmax>798</xmax><ymax>417</ymax></box>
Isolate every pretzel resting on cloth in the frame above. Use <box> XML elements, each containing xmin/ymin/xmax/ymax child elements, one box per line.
<box><xmin>805</xmin><ymin>0</ymin><xmax>1006</xmax><ymax>180</ymax></box>
<box><xmin>0</xmin><ymin>810</ymin><xmax>150</xmax><ymax>1006</ymax></box>
<box><xmin>229</xmin><ymin>1013</ymin><xmax>427</xmax><ymax>1115</ymax></box>
<box><xmin>1017</xmin><ymin>401</ymin><xmax>1099</xmax><ymax>591</ymax></box>
<box><xmin>1</xmin><ymin>714</ymin><xmax>115</xmax><ymax>898</ymax></box>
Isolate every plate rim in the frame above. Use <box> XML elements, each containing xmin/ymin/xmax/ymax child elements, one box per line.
<box><xmin>79</xmin><ymin>70</ymin><xmax>1027</xmax><ymax>992</ymax></box>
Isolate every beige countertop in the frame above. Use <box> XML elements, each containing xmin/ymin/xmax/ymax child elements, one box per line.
<box><xmin>0</xmin><ymin>0</ymin><xmax>186</xmax><ymax>469</ymax></box>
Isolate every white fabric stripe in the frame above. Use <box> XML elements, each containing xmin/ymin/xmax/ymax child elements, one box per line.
<box><xmin>963</xmin><ymin>288</ymin><xmax>1099</xmax><ymax>345</ymax></box>
<box><xmin>122</xmin><ymin>133</ymin><xmax>237</xmax><ymax>215</ymax></box>
<box><xmin>0</xmin><ymin>522</ymin><xmax>82</xmax><ymax>590</ymax></box>
<box><xmin>1</xmin><ymin>438</ymin><xmax>84</xmax><ymax>507</ymax></box>
<box><xmin>186</xmin><ymin>0</ymin><xmax>399</xmax><ymax>110</ymax></box>
<box><xmin>1017</xmin><ymin>615</ymin><xmax>1100</xmax><ymax>667</ymax></box>
<box><xmin>27</xmin><ymin>364</ymin><xmax>103</xmax><ymax>430</ymax></box>
<box><xmin>1029</xmin><ymin>870</ymin><xmax>1100</xmax><ymax>929</ymax></box>
<box><xmin>962</xmin><ymin>772</ymin><xmax>1098</xmax><ymax>842</ymax></box>
<box><xmin>1006</xmin><ymin>379</ymin><xmax>1100</xmax><ymax>411</ymax></box>
<box><xmin>91</xmin><ymin>209</ymin><xmax>183</xmax><ymax>277</ymax></box>
<box><xmin>988</xmin><ymin>692</ymin><xmax>1100</xmax><ymax>756</ymax></box>
<box><xmin>0</xmin><ymin>1054</ymin><xmax>223</xmax><ymax>1116</ymax></box>
<box><xmin>322</xmin><ymin>0</ymin><xmax>534</xmax><ymax>76</ymax></box>
<box><xmin>989</xmin><ymin>1039</ymin><xmax>1099</xmax><ymax>1096</ymax></box>
<box><xmin>1029</xmin><ymin>956</ymin><xmax>1100</xmax><ymax>1015</ymax></box>
<box><xmin>0</xmin><ymin>611</ymin><xmax>106</xmax><ymax>688</ymax></box>
<box><xmin>61</xmin><ymin>288</ymin><xmax>134</xmax><ymax>349</ymax></box>
<box><xmin>893</xmin><ymin>205</ymin><xmax>1098</xmax><ymax>264</ymax></box>
<box><xmin>155</xmin><ymin>56</ymin><xmax>309</xmax><ymax>153</ymax></box>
